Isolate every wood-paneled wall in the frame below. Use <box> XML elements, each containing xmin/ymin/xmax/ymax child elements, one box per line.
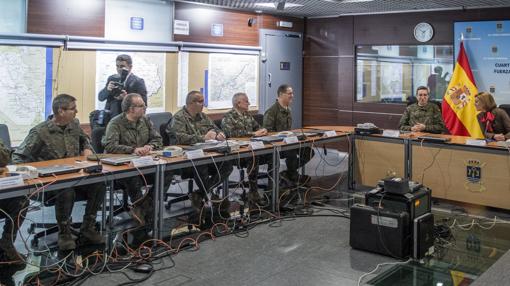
<box><xmin>174</xmin><ymin>2</ymin><xmax>303</xmax><ymax>46</ymax></box>
<box><xmin>25</xmin><ymin>1</ymin><xmax>302</xmax><ymax>45</ymax></box>
<box><xmin>27</xmin><ymin>0</ymin><xmax>105</xmax><ymax>37</ymax></box>
<box><xmin>303</xmin><ymin>8</ymin><xmax>510</xmax><ymax>129</ymax></box>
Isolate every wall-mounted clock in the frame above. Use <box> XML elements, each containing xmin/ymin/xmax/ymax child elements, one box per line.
<box><xmin>414</xmin><ymin>22</ymin><xmax>434</xmax><ymax>42</ymax></box>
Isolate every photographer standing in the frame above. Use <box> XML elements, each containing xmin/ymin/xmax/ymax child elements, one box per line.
<box><xmin>98</xmin><ymin>54</ymin><xmax>147</xmax><ymax>118</ymax></box>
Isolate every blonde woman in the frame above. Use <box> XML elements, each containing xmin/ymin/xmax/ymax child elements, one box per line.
<box><xmin>475</xmin><ymin>92</ymin><xmax>510</xmax><ymax>141</ymax></box>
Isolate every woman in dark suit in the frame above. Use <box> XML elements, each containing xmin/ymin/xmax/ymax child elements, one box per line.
<box><xmin>475</xmin><ymin>92</ymin><xmax>510</xmax><ymax>141</ymax></box>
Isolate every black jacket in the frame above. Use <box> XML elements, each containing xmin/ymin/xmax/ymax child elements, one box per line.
<box><xmin>98</xmin><ymin>73</ymin><xmax>147</xmax><ymax>118</ymax></box>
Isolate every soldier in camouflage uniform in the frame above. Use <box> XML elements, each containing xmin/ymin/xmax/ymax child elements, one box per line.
<box><xmin>12</xmin><ymin>94</ymin><xmax>105</xmax><ymax>251</ymax></box>
<box><xmin>103</xmin><ymin>93</ymin><xmax>163</xmax><ymax>239</ymax></box>
<box><xmin>399</xmin><ymin>86</ymin><xmax>446</xmax><ymax>134</ymax></box>
<box><xmin>166</xmin><ymin>91</ymin><xmax>233</xmax><ymax>217</ymax></box>
<box><xmin>221</xmin><ymin>93</ymin><xmax>268</xmax><ymax>206</ymax></box>
<box><xmin>264</xmin><ymin>84</ymin><xmax>314</xmax><ymax>185</ymax></box>
<box><xmin>0</xmin><ymin>140</ymin><xmax>28</xmax><ymax>265</ymax></box>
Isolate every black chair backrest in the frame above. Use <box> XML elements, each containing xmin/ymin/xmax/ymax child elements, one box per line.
<box><xmin>214</xmin><ymin>118</ymin><xmax>223</xmax><ymax>130</ymax></box>
<box><xmin>253</xmin><ymin>114</ymin><xmax>264</xmax><ymax>126</ymax></box>
<box><xmin>89</xmin><ymin>110</ymin><xmax>112</xmax><ymax>130</ymax></box>
<box><xmin>499</xmin><ymin>104</ymin><xmax>510</xmax><ymax>117</ymax></box>
<box><xmin>146</xmin><ymin>112</ymin><xmax>172</xmax><ymax>133</ymax></box>
<box><xmin>159</xmin><ymin>116</ymin><xmax>174</xmax><ymax>146</ymax></box>
<box><xmin>431</xmin><ymin>100</ymin><xmax>442</xmax><ymax>111</ymax></box>
<box><xmin>0</xmin><ymin>124</ymin><xmax>12</xmax><ymax>149</ymax></box>
<box><xmin>91</xmin><ymin>127</ymin><xmax>106</xmax><ymax>153</ymax></box>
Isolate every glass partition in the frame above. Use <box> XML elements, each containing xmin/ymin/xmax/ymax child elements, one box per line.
<box><xmin>356</xmin><ymin>45</ymin><xmax>454</xmax><ymax>104</ymax></box>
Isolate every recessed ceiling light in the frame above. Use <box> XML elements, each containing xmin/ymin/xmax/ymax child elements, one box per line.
<box><xmin>254</xmin><ymin>2</ymin><xmax>304</xmax><ymax>8</ymax></box>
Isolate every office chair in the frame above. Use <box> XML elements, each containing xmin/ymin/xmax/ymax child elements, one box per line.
<box><xmin>253</xmin><ymin>113</ymin><xmax>264</xmax><ymax>126</ymax></box>
<box><xmin>90</xmin><ymin>126</ymin><xmax>106</xmax><ymax>153</ymax></box>
<box><xmin>29</xmin><ymin>127</ymin><xmax>107</xmax><ymax>248</ymax></box>
<box><xmin>212</xmin><ymin>117</ymin><xmax>250</xmax><ymax>192</ymax></box>
<box><xmin>149</xmin><ymin>113</ymin><xmax>193</xmax><ymax>210</ymax></box>
<box><xmin>146</xmin><ymin>112</ymin><xmax>172</xmax><ymax>138</ymax></box>
<box><xmin>499</xmin><ymin>104</ymin><xmax>510</xmax><ymax>117</ymax></box>
<box><xmin>215</xmin><ymin>114</ymin><xmax>269</xmax><ymax>193</ymax></box>
<box><xmin>0</xmin><ymin>124</ymin><xmax>12</xmax><ymax>149</ymax></box>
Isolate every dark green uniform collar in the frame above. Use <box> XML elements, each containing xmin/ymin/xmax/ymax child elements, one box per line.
<box><xmin>47</xmin><ymin>118</ymin><xmax>76</xmax><ymax>133</ymax></box>
<box><xmin>183</xmin><ymin>106</ymin><xmax>207</xmax><ymax>121</ymax></box>
<box><xmin>232</xmin><ymin>108</ymin><xmax>249</xmax><ymax>116</ymax></box>
<box><xmin>120</xmin><ymin>112</ymin><xmax>143</xmax><ymax>129</ymax></box>
<box><xmin>275</xmin><ymin>100</ymin><xmax>291</xmax><ymax>113</ymax></box>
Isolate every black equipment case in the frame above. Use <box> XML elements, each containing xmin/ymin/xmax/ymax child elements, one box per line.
<box><xmin>350</xmin><ymin>204</ymin><xmax>411</xmax><ymax>259</ymax></box>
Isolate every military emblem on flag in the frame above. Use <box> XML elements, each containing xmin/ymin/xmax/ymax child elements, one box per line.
<box><xmin>447</xmin><ymin>84</ymin><xmax>471</xmax><ymax>110</ymax></box>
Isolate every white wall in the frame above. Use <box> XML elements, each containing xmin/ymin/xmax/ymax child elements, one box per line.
<box><xmin>105</xmin><ymin>0</ymin><xmax>172</xmax><ymax>42</ymax></box>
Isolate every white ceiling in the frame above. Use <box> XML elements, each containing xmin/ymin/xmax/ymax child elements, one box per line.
<box><xmin>176</xmin><ymin>0</ymin><xmax>510</xmax><ymax>18</ymax></box>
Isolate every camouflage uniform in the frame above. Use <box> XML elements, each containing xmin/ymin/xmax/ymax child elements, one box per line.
<box><xmin>221</xmin><ymin>109</ymin><xmax>266</xmax><ymax>193</ymax></box>
<box><xmin>263</xmin><ymin>101</ymin><xmax>314</xmax><ymax>182</ymax></box>
<box><xmin>12</xmin><ymin>118</ymin><xmax>105</xmax><ymax>249</ymax></box>
<box><xmin>399</xmin><ymin>103</ymin><xmax>446</xmax><ymax>134</ymax></box>
<box><xmin>0</xmin><ymin>140</ymin><xmax>28</xmax><ymax>263</ymax></box>
<box><xmin>221</xmin><ymin>109</ymin><xmax>261</xmax><ymax>138</ymax></box>
<box><xmin>103</xmin><ymin>113</ymin><xmax>162</xmax><ymax>154</ymax></box>
<box><xmin>166</xmin><ymin>106</ymin><xmax>218</xmax><ymax>145</ymax></box>
<box><xmin>263</xmin><ymin>101</ymin><xmax>292</xmax><ymax>133</ymax></box>
<box><xmin>166</xmin><ymin>106</ymin><xmax>233</xmax><ymax>199</ymax></box>
<box><xmin>0</xmin><ymin>140</ymin><xmax>9</xmax><ymax>167</ymax></box>
<box><xmin>103</xmin><ymin>113</ymin><xmax>164</xmax><ymax>230</ymax></box>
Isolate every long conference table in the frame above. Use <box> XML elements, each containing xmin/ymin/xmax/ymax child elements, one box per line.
<box><xmin>346</xmin><ymin>128</ymin><xmax>510</xmax><ymax>210</ymax></box>
<box><xmin>3</xmin><ymin>126</ymin><xmax>510</xmax><ymax>245</ymax></box>
<box><xmin>0</xmin><ymin>128</ymin><xmax>350</xmax><ymax>242</ymax></box>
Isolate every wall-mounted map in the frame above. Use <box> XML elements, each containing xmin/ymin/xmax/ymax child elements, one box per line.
<box><xmin>207</xmin><ymin>54</ymin><xmax>258</xmax><ymax>109</ymax></box>
<box><xmin>0</xmin><ymin>46</ymin><xmax>48</xmax><ymax>145</ymax></box>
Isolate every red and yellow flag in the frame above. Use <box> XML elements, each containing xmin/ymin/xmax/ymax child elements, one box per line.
<box><xmin>441</xmin><ymin>41</ymin><xmax>483</xmax><ymax>138</ymax></box>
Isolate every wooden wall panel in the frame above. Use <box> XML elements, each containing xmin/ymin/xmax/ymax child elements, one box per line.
<box><xmin>337</xmin><ymin>111</ymin><xmax>352</xmax><ymax>127</ymax></box>
<box><xmin>352</xmin><ymin>112</ymin><xmax>402</xmax><ymax>130</ymax></box>
<box><xmin>304</xmin><ymin>17</ymin><xmax>341</xmax><ymax>57</ymax></box>
<box><xmin>260</xmin><ymin>14</ymin><xmax>304</xmax><ymax>33</ymax></box>
<box><xmin>303</xmin><ymin>107</ymin><xmax>337</xmax><ymax>126</ymax></box>
<box><xmin>27</xmin><ymin>0</ymin><xmax>105</xmax><ymax>37</ymax></box>
<box><xmin>173</xmin><ymin>2</ymin><xmax>304</xmax><ymax>46</ymax></box>
<box><xmin>303</xmin><ymin>7</ymin><xmax>510</xmax><ymax>128</ymax></box>
<box><xmin>173</xmin><ymin>2</ymin><xmax>259</xmax><ymax>46</ymax></box>
<box><xmin>337</xmin><ymin>57</ymin><xmax>354</xmax><ymax>110</ymax></box>
<box><xmin>303</xmin><ymin>20</ymin><xmax>353</xmax><ymax>64</ymax></box>
<box><xmin>303</xmin><ymin>57</ymin><xmax>338</xmax><ymax>109</ymax></box>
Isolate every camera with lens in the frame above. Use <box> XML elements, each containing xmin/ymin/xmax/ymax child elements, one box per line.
<box><xmin>111</xmin><ymin>68</ymin><xmax>129</xmax><ymax>97</ymax></box>
<box><xmin>111</xmin><ymin>81</ymin><xmax>125</xmax><ymax>96</ymax></box>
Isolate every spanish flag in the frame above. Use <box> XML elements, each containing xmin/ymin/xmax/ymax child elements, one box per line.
<box><xmin>441</xmin><ymin>40</ymin><xmax>484</xmax><ymax>138</ymax></box>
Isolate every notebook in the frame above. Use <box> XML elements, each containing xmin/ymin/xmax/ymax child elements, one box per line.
<box><xmin>301</xmin><ymin>129</ymin><xmax>327</xmax><ymax>136</ymax></box>
<box><xmin>38</xmin><ymin>165</ymin><xmax>83</xmax><ymax>177</ymax></box>
<box><xmin>250</xmin><ymin>135</ymin><xmax>284</xmax><ymax>143</ymax></box>
<box><xmin>417</xmin><ymin>136</ymin><xmax>450</xmax><ymax>143</ymax></box>
<box><xmin>100</xmin><ymin>155</ymin><xmax>140</xmax><ymax>166</ymax></box>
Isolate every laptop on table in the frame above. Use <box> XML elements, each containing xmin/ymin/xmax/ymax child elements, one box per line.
<box><xmin>38</xmin><ymin>165</ymin><xmax>83</xmax><ymax>177</ymax></box>
<box><xmin>100</xmin><ymin>155</ymin><xmax>140</xmax><ymax>166</ymax></box>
